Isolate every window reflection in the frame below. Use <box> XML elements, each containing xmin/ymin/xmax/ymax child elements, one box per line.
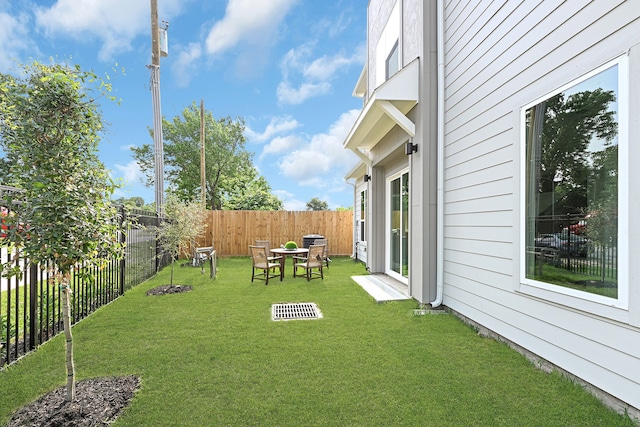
<box><xmin>525</xmin><ymin>65</ymin><xmax>619</xmax><ymax>298</ymax></box>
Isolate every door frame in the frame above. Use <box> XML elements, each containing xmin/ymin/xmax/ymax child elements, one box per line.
<box><xmin>385</xmin><ymin>168</ymin><xmax>409</xmax><ymax>284</ymax></box>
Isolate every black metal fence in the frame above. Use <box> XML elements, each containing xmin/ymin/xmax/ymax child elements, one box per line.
<box><xmin>533</xmin><ymin>214</ymin><xmax>618</xmax><ymax>283</ymax></box>
<box><xmin>0</xmin><ymin>206</ymin><xmax>167</xmax><ymax>367</ymax></box>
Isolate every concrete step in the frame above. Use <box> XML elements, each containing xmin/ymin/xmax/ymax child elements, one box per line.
<box><xmin>351</xmin><ymin>274</ymin><xmax>411</xmax><ymax>303</ymax></box>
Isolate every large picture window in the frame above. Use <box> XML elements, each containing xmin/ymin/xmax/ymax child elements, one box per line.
<box><xmin>523</xmin><ymin>59</ymin><xmax>627</xmax><ymax>305</ymax></box>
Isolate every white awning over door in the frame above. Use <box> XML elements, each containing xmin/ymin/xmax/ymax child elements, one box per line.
<box><xmin>343</xmin><ymin>58</ymin><xmax>419</xmax><ymax>155</ymax></box>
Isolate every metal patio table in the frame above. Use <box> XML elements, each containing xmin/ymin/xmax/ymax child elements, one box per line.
<box><xmin>270</xmin><ymin>247</ymin><xmax>309</xmax><ymax>277</ymax></box>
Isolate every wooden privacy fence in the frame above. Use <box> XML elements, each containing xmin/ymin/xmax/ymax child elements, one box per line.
<box><xmin>195</xmin><ymin>210</ymin><xmax>354</xmax><ymax>256</ymax></box>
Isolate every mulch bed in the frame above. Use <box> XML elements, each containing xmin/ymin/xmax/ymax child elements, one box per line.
<box><xmin>145</xmin><ymin>284</ymin><xmax>193</xmax><ymax>296</ymax></box>
<box><xmin>7</xmin><ymin>286</ymin><xmax>191</xmax><ymax>425</ymax></box>
<box><xmin>6</xmin><ymin>375</ymin><xmax>140</xmax><ymax>427</ymax></box>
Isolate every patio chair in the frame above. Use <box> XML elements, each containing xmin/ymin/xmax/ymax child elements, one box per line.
<box><xmin>250</xmin><ymin>245</ymin><xmax>283</xmax><ymax>285</ymax></box>
<box><xmin>255</xmin><ymin>239</ymin><xmax>283</xmax><ymax>264</ymax></box>
<box><xmin>313</xmin><ymin>238</ymin><xmax>331</xmax><ymax>269</ymax></box>
<box><xmin>293</xmin><ymin>244</ymin><xmax>325</xmax><ymax>281</ymax></box>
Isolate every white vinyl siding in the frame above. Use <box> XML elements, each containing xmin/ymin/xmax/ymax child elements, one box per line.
<box><xmin>442</xmin><ymin>0</ymin><xmax>640</xmax><ymax>412</ymax></box>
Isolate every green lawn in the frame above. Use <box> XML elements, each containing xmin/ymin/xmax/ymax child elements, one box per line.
<box><xmin>0</xmin><ymin>257</ymin><xmax>634</xmax><ymax>426</ymax></box>
<box><xmin>531</xmin><ymin>262</ymin><xmax>618</xmax><ymax>298</ymax></box>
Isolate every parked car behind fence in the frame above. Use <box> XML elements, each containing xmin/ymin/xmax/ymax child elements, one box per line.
<box><xmin>534</xmin><ymin>232</ymin><xmax>589</xmax><ymax>258</ymax></box>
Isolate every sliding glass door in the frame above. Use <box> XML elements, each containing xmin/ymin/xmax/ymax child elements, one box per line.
<box><xmin>388</xmin><ymin>170</ymin><xmax>409</xmax><ymax>281</ymax></box>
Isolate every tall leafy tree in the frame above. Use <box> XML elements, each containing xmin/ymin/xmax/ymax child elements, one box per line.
<box><xmin>306</xmin><ymin>197</ymin><xmax>329</xmax><ymax>211</ymax></box>
<box><xmin>222</xmin><ymin>173</ymin><xmax>283</xmax><ymax>210</ymax></box>
<box><xmin>132</xmin><ymin>102</ymin><xmax>282</xmax><ymax>210</ymax></box>
<box><xmin>586</xmin><ymin>144</ymin><xmax>618</xmax><ymax>248</ymax></box>
<box><xmin>537</xmin><ymin>89</ymin><xmax>617</xmax><ymax>215</ymax></box>
<box><xmin>114</xmin><ymin>196</ymin><xmax>149</xmax><ymax>210</ymax></box>
<box><xmin>0</xmin><ymin>62</ymin><xmax>124</xmax><ymax>402</ymax></box>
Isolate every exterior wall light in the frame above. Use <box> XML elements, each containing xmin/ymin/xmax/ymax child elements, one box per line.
<box><xmin>405</xmin><ymin>141</ymin><xmax>418</xmax><ymax>155</ymax></box>
<box><xmin>364</xmin><ymin>174</ymin><xmax>371</xmax><ymax>182</ymax></box>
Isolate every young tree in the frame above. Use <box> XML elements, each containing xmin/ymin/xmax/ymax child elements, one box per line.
<box><xmin>0</xmin><ymin>62</ymin><xmax>124</xmax><ymax>402</ymax></box>
<box><xmin>132</xmin><ymin>102</ymin><xmax>282</xmax><ymax>210</ymax></box>
<box><xmin>156</xmin><ymin>195</ymin><xmax>208</xmax><ymax>285</ymax></box>
<box><xmin>306</xmin><ymin>197</ymin><xmax>329</xmax><ymax>211</ymax></box>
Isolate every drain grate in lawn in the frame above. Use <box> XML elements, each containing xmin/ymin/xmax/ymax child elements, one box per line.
<box><xmin>272</xmin><ymin>303</ymin><xmax>322</xmax><ymax>321</ymax></box>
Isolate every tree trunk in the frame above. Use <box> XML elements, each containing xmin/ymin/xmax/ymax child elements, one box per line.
<box><xmin>60</xmin><ymin>274</ymin><xmax>75</xmax><ymax>402</ymax></box>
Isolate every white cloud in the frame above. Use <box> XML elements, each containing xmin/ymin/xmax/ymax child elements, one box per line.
<box><xmin>283</xmin><ymin>198</ymin><xmax>307</xmax><ymax>211</ymax></box>
<box><xmin>278</xmin><ymin>109</ymin><xmax>359</xmax><ymax>186</ymax></box>
<box><xmin>279</xmin><ymin>149</ymin><xmax>331</xmax><ymax>186</ymax></box>
<box><xmin>279</xmin><ymin>43</ymin><xmax>313</xmax><ymax>79</ymax></box>
<box><xmin>205</xmin><ymin>0</ymin><xmax>297</xmax><ymax>56</ymax></box>
<box><xmin>34</xmin><ymin>0</ymin><xmax>186</xmax><ymax>62</ymax></box>
<box><xmin>114</xmin><ymin>161</ymin><xmax>142</xmax><ymax>185</ymax></box>
<box><xmin>277</xmin><ymin>44</ymin><xmax>364</xmax><ymax>105</ymax></box>
<box><xmin>273</xmin><ymin>190</ymin><xmax>306</xmax><ymax>211</ymax></box>
<box><xmin>171</xmin><ymin>42</ymin><xmax>202</xmax><ymax>88</ymax></box>
<box><xmin>276</xmin><ymin>81</ymin><xmax>331</xmax><ymax>106</ymax></box>
<box><xmin>0</xmin><ymin>11</ymin><xmax>37</xmax><ymax>71</ymax></box>
<box><xmin>261</xmin><ymin>135</ymin><xmax>300</xmax><ymax>159</ymax></box>
<box><xmin>325</xmin><ymin>11</ymin><xmax>352</xmax><ymax>38</ymax></box>
<box><xmin>245</xmin><ymin>116</ymin><xmax>300</xmax><ymax>143</ymax></box>
<box><xmin>273</xmin><ymin>189</ymin><xmax>293</xmax><ymax>199</ymax></box>
<box><xmin>303</xmin><ymin>54</ymin><xmax>356</xmax><ymax>81</ymax></box>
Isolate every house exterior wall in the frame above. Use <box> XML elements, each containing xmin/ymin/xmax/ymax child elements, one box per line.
<box><xmin>403</xmin><ymin>0</ymin><xmax>422</xmax><ymax>62</ymax></box>
<box><xmin>348</xmin><ymin>0</ymin><xmax>640</xmax><ymax>415</ymax></box>
<box><xmin>368</xmin><ymin>0</ymin><xmax>424</xmax><ymax>95</ymax></box>
<box><xmin>416</xmin><ymin>0</ymin><xmax>438</xmax><ymax>303</ymax></box>
<box><xmin>441</xmin><ymin>0</ymin><xmax>640</xmax><ymax>412</ymax></box>
<box><xmin>361</xmin><ymin>0</ymin><xmax>438</xmax><ymax>302</ymax></box>
<box><xmin>366</xmin><ymin>0</ymin><xmax>403</xmax><ymax>275</ymax></box>
<box><xmin>367</xmin><ymin>130</ymin><xmax>408</xmax><ymax>274</ymax></box>
<box><xmin>367</xmin><ymin>0</ymin><xmax>396</xmax><ymax>97</ymax></box>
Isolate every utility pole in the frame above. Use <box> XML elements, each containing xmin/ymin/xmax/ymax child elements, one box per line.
<box><xmin>200</xmin><ymin>99</ymin><xmax>206</xmax><ymax>207</ymax></box>
<box><xmin>149</xmin><ymin>0</ymin><xmax>167</xmax><ymax>216</ymax></box>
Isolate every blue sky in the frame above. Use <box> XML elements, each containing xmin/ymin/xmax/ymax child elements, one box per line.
<box><xmin>0</xmin><ymin>0</ymin><xmax>366</xmax><ymax>210</ymax></box>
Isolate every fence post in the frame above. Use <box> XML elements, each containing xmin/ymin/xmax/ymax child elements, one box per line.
<box><xmin>119</xmin><ymin>205</ymin><xmax>126</xmax><ymax>295</ymax></box>
<box><xmin>29</xmin><ymin>263</ymin><xmax>38</xmax><ymax>351</ymax></box>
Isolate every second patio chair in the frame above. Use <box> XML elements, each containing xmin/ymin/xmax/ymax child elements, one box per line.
<box><xmin>250</xmin><ymin>245</ymin><xmax>283</xmax><ymax>285</ymax></box>
<box><xmin>313</xmin><ymin>238</ymin><xmax>331</xmax><ymax>269</ymax></box>
<box><xmin>293</xmin><ymin>244</ymin><xmax>325</xmax><ymax>281</ymax></box>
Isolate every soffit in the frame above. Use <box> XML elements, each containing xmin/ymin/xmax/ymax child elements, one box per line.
<box><xmin>345</xmin><ymin>161</ymin><xmax>367</xmax><ymax>180</ymax></box>
<box><xmin>343</xmin><ymin>58</ymin><xmax>419</xmax><ymax>152</ymax></box>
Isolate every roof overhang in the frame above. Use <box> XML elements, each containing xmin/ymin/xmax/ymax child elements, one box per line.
<box><xmin>343</xmin><ymin>58</ymin><xmax>419</xmax><ymax>157</ymax></box>
<box><xmin>345</xmin><ymin>161</ymin><xmax>367</xmax><ymax>181</ymax></box>
<box><xmin>353</xmin><ymin>64</ymin><xmax>367</xmax><ymax>99</ymax></box>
